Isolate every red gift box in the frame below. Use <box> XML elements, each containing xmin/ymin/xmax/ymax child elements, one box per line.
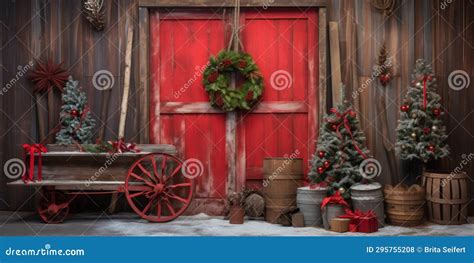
<box><xmin>338</xmin><ymin>209</ymin><xmax>378</xmax><ymax>233</ymax></box>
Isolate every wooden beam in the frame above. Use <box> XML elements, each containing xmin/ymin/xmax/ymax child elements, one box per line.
<box><xmin>139</xmin><ymin>0</ymin><xmax>327</xmax><ymax>7</ymax></box>
<box><xmin>329</xmin><ymin>21</ymin><xmax>342</xmax><ymax>106</ymax></box>
<box><xmin>318</xmin><ymin>7</ymin><xmax>327</xmax><ymax>121</ymax></box>
<box><xmin>138</xmin><ymin>8</ymin><xmax>150</xmax><ymax>143</ymax></box>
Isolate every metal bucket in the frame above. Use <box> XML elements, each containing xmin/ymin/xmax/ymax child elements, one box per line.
<box><xmin>351</xmin><ymin>183</ymin><xmax>385</xmax><ymax>227</ymax></box>
<box><xmin>322</xmin><ymin>204</ymin><xmax>345</xmax><ymax>229</ymax></box>
<box><xmin>296</xmin><ymin>186</ymin><xmax>327</xmax><ymax>227</ymax></box>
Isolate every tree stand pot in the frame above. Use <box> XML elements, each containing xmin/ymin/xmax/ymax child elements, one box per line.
<box><xmin>229</xmin><ymin>205</ymin><xmax>245</xmax><ymax>224</ymax></box>
<box><xmin>383</xmin><ymin>184</ymin><xmax>425</xmax><ymax>226</ymax></box>
<box><xmin>322</xmin><ymin>204</ymin><xmax>346</xmax><ymax>230</ymax></box>
<box><xmin>423</xmin><ymin>171</ymin><xmax>469</xmax><ymax>225</ymax></box>
<box><xmin>351</xmin><ymin>183</ymin><xmax>385</xmax><ymax>227</ymax></box>
<box><xmin>296</xmin><ymin>186</ymin><xmax>327</xmax><ymax>227</ymax></box>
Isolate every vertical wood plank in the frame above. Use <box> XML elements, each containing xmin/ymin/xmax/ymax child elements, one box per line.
<box><xmin>138</xmin><ymin>7</ymin><xmax>150</xmax><ymax>143</ymax></box>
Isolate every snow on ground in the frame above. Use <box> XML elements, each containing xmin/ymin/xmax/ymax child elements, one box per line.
<box><xmin>1</xmin><ymin>212</ymin><xmax>473</xmax><ymax>236</ymax></box>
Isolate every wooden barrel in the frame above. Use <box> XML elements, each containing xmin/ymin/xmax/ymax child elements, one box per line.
<box><xmin>351</xmin><ymin>183</ymin><xmax>385</xmax><ymax>227</ymax></box>
<box><xmin>383</xmin><ymin>184</ymin><xmax>425</xmax><ymax>226</ymax></box>
<box><xmin>424</xmin><ymin>171</ymin><xmax>469</xmax><ymax>225</ymax></box>
<box><xmin>297</xmin><ymin>186</ymin><xmax>327</xmax><ymax>227</ymax></box>
<box><xmin>262</xmin><ymin>158</ymin><xmax>304</xmax><ymax>224</ymax></box>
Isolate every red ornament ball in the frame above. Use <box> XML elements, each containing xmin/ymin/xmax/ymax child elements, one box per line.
<box><xmin>317</xmin><ymin>167</ymin><xmax>324</xmax><ymax>174</ymax></box>
<box><xmin>423</xmin><ymin>127</ymin><xmax>431</xmax><ymax>134</ymax></box>
<box><xmin>427</xmin><ymin>75</ymin><xmax>433</xmax><ymax>81</ymax></box>
<box><xmin>238</xmin><ymin>60</ymin><xmax>247</xmax><ymax>68</ymax></box>
<box><xmin>208</xmin><ymin>71</ymin><xmax>218</xmax><ymax>83</ymax></box>
<box><xmin>349</xmin><ymin>111</ymin><xmax>357</xmax><ymax>118</ymax></box>
<box><xmin>323</xmin><ymin>161</ymin><xmax>330</xmax><ymax>168</ymax></box>
<box><xmin>318</xmin><ymin>151</ymin><xmax>325</xmax><ymax>158</ymax></box>
<box><xmin>379</xmin><ymin>74</ymin><xmax>391</xmax><ymax>86</ymax></box>
<box><xmin>432</xmin><ymin>108</ymin><xmax>441</xmax><ymax>117</ymax></box>
<box><xmin>427</xmin><ymin>145</ymin><xmax>435</xmax><ymax>152</ymax></box>
<box><xmin>400</xmin><ymin>105</ymin><xmax>409</xmax><ymax>112</ymax></box>
<box><xmin>70</xmin><ymin>109</ymin><xmax>79</xmax><ymax>117</ymax></box>
<box><xmin>331</xmin><ymin>124</ymin><xmax>338</xmax><ymax>131</ymax></box>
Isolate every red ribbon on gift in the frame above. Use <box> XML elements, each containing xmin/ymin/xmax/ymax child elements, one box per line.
<box><xmin>328</xmin><ymin>108</ymin><xmax>368</xmax><ymax>159</ymax></box>
<box><xmin>338</xmin><ymin>209</ymin><xmax>378</xmax><ymax>233</ymax></box>
<box><xmin>110</xmin><ymin>138</ymin><xmax>140</xmax><ymax>154</ymax></box>
<box><xmin>22</xmin><ymin>144</ymin><xmax>48</xmax><ymax>182</ymax></box>
<box><xmin>320</xmin><ymin>191</ymin><xmax>350</xmax><ymax>210</ymax></box>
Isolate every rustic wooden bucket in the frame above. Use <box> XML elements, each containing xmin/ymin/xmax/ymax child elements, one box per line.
<box><xmin>322</xmin><ymin>204</ymin><xmax>346</xmax><ymax>229</ymax></box>
<box><xmin>423</xmin><ymin>171</ymin><xmax>469</xmax><ymax>225</ymax></box>
<box><xmin>262</xmin><ymin>158</ymin><xmax>304</xmax><ymax>224</ymax></box>
<box><xmin>383</xmin><ymin>184</ymin><xmax>425</xmax><ymax>226</ymax></box>
<box><xmin>351</xmin><ymin>183</ymin><xmax>385</xmax><ymax>227</ymax></box>
<box><xmin>296</xmin><ymin>186</ymin><xmax>327</xmax><ymax>227</ymax></box>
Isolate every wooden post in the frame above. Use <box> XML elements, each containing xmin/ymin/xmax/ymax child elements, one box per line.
<box><xmin>109</xmin><ymin>19</ymin><xmax>133</xmax><ymax>214</ymax></box>
<box><xmin>329</xmin><ymin>22</ymin><xmax>342</xmax><ymax>107</ymax></box>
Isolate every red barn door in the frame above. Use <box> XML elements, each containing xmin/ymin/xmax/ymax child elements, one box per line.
<box><xmin>150</xmin><ymin>9</ymin><xmax>318</xmax><ymax>215</ymax></box>
<box><xmin>149</xmin><ymin>11</ymin><xmax>229</xmax><ymax>215</ymax></box>
<box><xmin>237</xmin><ymin>10</ymin><xmax>318</xmax><ymax>189</ymax></box>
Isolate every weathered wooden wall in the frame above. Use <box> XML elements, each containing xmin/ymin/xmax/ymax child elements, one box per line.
<box><xmin>329</xmin><ymin>0</ymin><xmax>473</xmax><ymax>214</ymax></box>
<box><xmin>0</xmin><ymin>0</ymin><xmax>472</xmax><ymax>214</ymax></box>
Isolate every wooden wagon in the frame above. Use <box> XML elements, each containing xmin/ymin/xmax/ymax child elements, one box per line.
<box><xmin>8</xmin><ymin>144</ymin><xmax>194</xmax><ymax>223</ymax></box>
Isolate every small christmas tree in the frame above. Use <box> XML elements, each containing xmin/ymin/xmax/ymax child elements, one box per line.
<box><xmin>55</xmin><ymin>76</ymin><xmax>96</xmax><ymax>144</ymax></box>
<box><xmin>309</xmin><ymin>89</ymin><xmax>372</xmax><ymax>198</ymax></box>
<box><xmin>395</xmin><ymin>59</ymin><xmax>449</xmax><ymax>162</ymax></box>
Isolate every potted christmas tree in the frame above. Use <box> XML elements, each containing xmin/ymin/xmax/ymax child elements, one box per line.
<box><xmin>308</xmin><ymin>87</ymin><xmax>374</xmax><ymax>229</ymax></box>
<box><xmin>395</xmin><ymin>59</ymin><xmax>450</xmax><ymax>182</ymax></box>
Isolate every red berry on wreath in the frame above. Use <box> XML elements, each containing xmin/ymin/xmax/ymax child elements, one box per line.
<box><xmin>245</xmin><ymin>90</ymin><xmax>254</xmax><ymax>101</ymax></box>
<box><xmin>208</xmin><ymin>72</ymin><xmax>218</xmax><ymax>83</ymax></box>
<box><xmin>222</xmin><ymin>59</ymin><xmax>232</xmax><ymax>68</ymax></box>
<box><xmin>323</xmin><ymin>161</ymin><xmax>330</xmax><ymax>168</ymax></box>
<box><xmin>317</xmin><ymin>166</ymin><xmax>324</xmax><ymax>174</ymax></box>
<box><xmin>423</xmin><ymin>127</ymin><xmax>431</xmax><ymax>134</ymax></box>
<box><xmin>432</xmin><ymin>108</ymin><xmax>441</xmax><ymax>117</ymax></box>
<box><xmin>238</xmin><ymin>60</ymin><xmax>247</xmax><ymax>68</ymax></box>
<box><xmin>400</xmin><ymin>105</ymin><xmax>409</xmax><ymax>112</ymax></box>
<box><xmin>318</xmin><ymin>151</ymin><xmax>325</xmax><ymax>158</ymax></box>
<box><xmin>215</xmin><ymin>94</ymin><xmax>224</xmax><ymax>107</ymax></box>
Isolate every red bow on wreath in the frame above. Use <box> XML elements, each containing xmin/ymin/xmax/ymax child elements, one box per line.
<box><xmin>110</xmin><ymin>138</ymin><xmax>140</xmax><ymax>154</ymax></box>
<box><xmin>320</xmin><ymin>191</ymin><xmax>350</xmax><ymax>210</ymax></box>
<box><xmin>22</xmin><ymin>144</ymin><xmax>48</xmax><ymax>182</ymax></box>
<box><xmin>327</xmin><ymin>108</ymin><xmax>368</xmax><ymax>159</ymax></box>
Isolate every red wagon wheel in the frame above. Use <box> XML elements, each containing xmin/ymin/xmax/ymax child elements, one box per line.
<box><xmin>125</xmin><ymin>153</ymin><xmax>194</xmax><ymax>222</ymax></box>
<box><xmin>37</xmin><ymin>190</ymin><xmax>70</xmax><ymax>224</ymax></box>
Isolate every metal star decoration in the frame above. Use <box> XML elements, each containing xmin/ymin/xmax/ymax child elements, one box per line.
<box><xmin>29</xmin><ymin>60</ymin><xmax>69</xmax><ymax>93</ymax></box>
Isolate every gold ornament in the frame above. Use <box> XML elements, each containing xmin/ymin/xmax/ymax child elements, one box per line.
<box><xmin>411</xmin><ymin>133</ymin><xmax>417</xmax><ymax>138</ymax></box>
<box><xmin>416</xmin><ymin>82</ymin><xmax>422</xmax><ymax>87</ymax></box>
<box><xmin>339</xmin><ymin>187</ymin><xmax>345</xmax><ymax>194</ymax></box>
<box><xmin>432</xmin><ymin>125</ymin><xmax>438</xmax><ymax>131</ymax></box>
<box><xmin>401</xmin><ymin>145</ymin><xmax>406</xmax><ymax>149</ymax></box>
<box><xmin>82</xmin><ymin>0</ymin><xmax>105</xmax><ymax>31</ymax></box>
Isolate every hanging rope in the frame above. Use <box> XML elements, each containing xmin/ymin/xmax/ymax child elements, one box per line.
<box><xmin>227</xmin><ymin>0</ymin><xmax>244</xmax><ymax>51</ymax></box>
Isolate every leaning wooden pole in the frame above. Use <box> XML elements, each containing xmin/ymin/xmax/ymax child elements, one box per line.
<box><xmin>109</xmin><ymin>21</ymin><xmax>133</xmax><ymax>215</ymax></box>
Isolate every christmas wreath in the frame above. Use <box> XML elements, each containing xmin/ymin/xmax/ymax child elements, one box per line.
<box><xmin>202</xmin><ymin>50</ymin><xmax>264</xmax><ymax>111</ymax></box>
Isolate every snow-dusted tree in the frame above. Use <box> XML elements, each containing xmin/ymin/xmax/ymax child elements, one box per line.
<box><xmin>55</xmin><ymin>76</ymin><xmax>95</xmax><ymax>144</ymax></box>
